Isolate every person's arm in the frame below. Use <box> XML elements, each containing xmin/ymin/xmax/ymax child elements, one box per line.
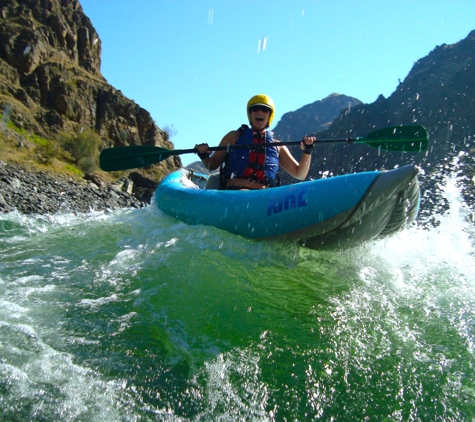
<box><xmin>278</xmin><ymin>136</ymin><xmax>316</xmax><ymax>180</ymax></box>
<box><xmin>195</xmin><ymin>130</ymin><xmax>239</xmax><ymax>171</ymax></box>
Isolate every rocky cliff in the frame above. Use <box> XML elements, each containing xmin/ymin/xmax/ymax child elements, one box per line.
<box><xmin>278</xmin><ymin>31</ymin><xmax>475</xmax><ymax>211</ymax></box>
<box><xmin>320</xmin><ymin>29</ymin><xmax>475</xmax><ymax>172</ymax></box>
<box><xmin>272</xmin><ymin>93</ymin><xmax>362</xmax><ymax>141</ymax></box>
<box><xmin>0</xmin><ymin>0</ymin><xmax>180</xmax><ymax>172</ymax></box>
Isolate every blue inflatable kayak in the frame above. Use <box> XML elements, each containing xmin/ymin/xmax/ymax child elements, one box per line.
<box><xmin>154</xmin><ymin>165</ymin><xmax>420</xmax><ymax>249</ymax></box>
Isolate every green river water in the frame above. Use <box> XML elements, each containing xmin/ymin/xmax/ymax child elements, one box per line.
<box><xmin>0</xmin><ymin>174</ymin><xmax>474</xmax><ymax>421</ymax></box>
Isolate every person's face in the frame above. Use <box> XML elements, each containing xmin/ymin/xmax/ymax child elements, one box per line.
<box><xmin>249</xmin><ymin>105</ymin><xmax>271</xmax><ymax>130</ymax></box>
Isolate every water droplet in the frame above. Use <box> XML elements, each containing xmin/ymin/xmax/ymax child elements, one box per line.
<box><xmin>207</xmin><ymin>8</ymin><xmax>214</xmax><ymax>25</ymax></box>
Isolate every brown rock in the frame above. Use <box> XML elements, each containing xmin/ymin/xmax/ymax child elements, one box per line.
<box><xmin>0</xmin><ymin>0</ymin><xmax>181</xmax><ymax>176</ymax></box>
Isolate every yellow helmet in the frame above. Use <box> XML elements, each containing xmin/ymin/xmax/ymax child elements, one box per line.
<box><xmin>247</xmin><ymin>94</ymin><xmax>275</xmax><ymax>127</ymax></box>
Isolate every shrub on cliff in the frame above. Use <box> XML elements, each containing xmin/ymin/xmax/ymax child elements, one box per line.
<box><xmin>60</xmin><ymin>130</ymin><xmax>101</xmax><ymax>174</ymax></box>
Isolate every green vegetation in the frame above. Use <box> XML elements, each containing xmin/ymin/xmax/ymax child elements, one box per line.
<box><xmin>59</xmin><ymin>130</ymin><xmax>101</xmax><ymax>174</ymax></box>
<box><xmin>63</xmin><ymin>163</ymin><xmax>83</xmax><ymax>177</ymax></box>
<box><xmin>0</xmin><ymin>111</ymin><xmax>102</xmax><ymax>178</ymax></box>
<box><xmin>0</xmin><ymin>110</ymin><xmax>167</xmax><ymax>185</ymax></box>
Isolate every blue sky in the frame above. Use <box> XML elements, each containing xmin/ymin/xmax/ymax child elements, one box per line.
<box><xmin>80</xmin><ymin>0</ymin><xmax>475</xmax><ymax>166</ymax></box>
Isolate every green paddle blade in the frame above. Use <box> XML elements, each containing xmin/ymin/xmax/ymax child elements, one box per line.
<box><xmin>99</xmin><ymin>145</ymin><xmax>177</xmax><ymax>172</ymax></box>
<box><xmin>359</xmin><ymin>125</ymin><xmax>428</xmax><ymax>152</ymax></box>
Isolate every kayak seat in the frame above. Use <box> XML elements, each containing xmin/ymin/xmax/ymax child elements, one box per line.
<box><xmin>204</xmin><ymin>174</ymin><xmax>221</xmax><ymax>190</ymax></box>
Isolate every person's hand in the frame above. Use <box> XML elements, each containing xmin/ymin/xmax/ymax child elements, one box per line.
<box><xmin>194</xmin><ymin>143</ymin><xmax>211</xmax><ymax>159</ymax></box>
<box><xmin>300</xmin><ymin>136</ymin><xmax>316</xmax><ymax>155</ymax></box>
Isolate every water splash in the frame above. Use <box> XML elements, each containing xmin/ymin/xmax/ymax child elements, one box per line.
<box><xmin>0</xmin><ymin>170</ymin><xmax>474</xmax><ymax>419</ymax></box>
<box><xmin>207</xmin><ymin>8</ymin><xmax>214</xmax><ymax>25</ymax></box>
<box><xmin>257</xmin><ymin>37</ymin><xmax>268</xmax><ymax>53</ymax></box>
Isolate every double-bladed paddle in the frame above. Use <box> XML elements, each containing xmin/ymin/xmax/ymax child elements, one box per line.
<box><xmin>100</xmin><ymin>125</ymin><xmax>428</xmax><ymax>172</ymax></box>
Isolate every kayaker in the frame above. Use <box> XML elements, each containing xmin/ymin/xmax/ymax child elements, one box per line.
<box><xmin>195</xmin><ymin>94</ymin><xmax>316</xmax><ymax>189</ymax></box>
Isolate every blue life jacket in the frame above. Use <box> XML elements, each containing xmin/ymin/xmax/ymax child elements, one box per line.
<box><xmin>224</xmin><ymin>126</ymin><xmax>279</xmax><ymax>187</ymax></box>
